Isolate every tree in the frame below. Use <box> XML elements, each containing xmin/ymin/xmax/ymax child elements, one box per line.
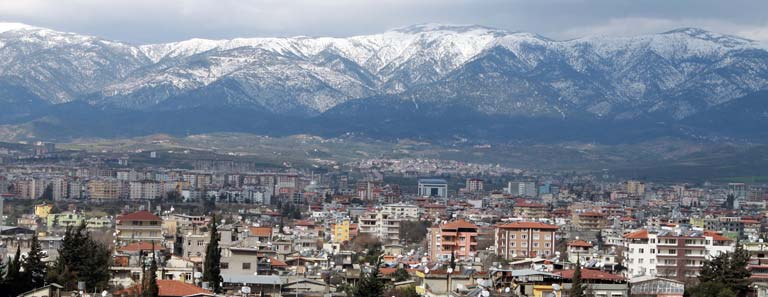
<box><xmin>399</xmin><ymin>220</ymin><xmax>430</xmax><ymax>245</ymax></box>
<box><xmin>203</xmin><ymin>215</ymin><xmax>222</xmax><ymax>293</ymax></box>
<box><xmin>693</xmin><ymin>243</ymin><xmax>751</xmax><ymax>297</ymax></box>
<box><xmin>48</xmin><ymin>222</ymin><xmax>111</xmax><ymax>291</ymax></box>
<box><xmin>687</xmin><ymin>281</ymin><xmax>737</xmax><ymax>297</ymax></box>
<box><xmin>4</xmin><ymin>246</ymin><xmax>22</xmax><ymax>297</ymax></box>
<box><xmin>39</xmin><ymin>184</ymin><xmax>54</xmax><ymax>201</ymax></box>
<box><xmin>22</xmin><ymin>235</ymin><xmax>47</xmax><ymax>290</ymax></box>
<box><xmin>450</xmin><ymin>250</ymin><xmax>457</xmax><ymax>271</ymax></box>
<box><xmin>144</xmin><ymin>242</ymin><xmax>159</xmax><ymax>297</ymax></box>
<box><xmin>350</xmin><ymin>258</ymin><xmax>384</xmax><ymax>297</ymax></box>
<box><xmin>392</xmin><ymin>267</ymin><xmax>411</xmax><ymax>282</ymax></box>
<box><xmin>569</xmin><ymin>259</ymin><xmax>586</xmax><ymax>297</ymax></box>
<box><xmin>385</xmin><ymin>285</ymin><xmax>420</xmax><ymax>297</ymax></box>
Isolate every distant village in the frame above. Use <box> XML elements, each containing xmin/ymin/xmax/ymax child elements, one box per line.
<box><xmin>0</xmin><ymin>142</ymin><xmax>766</xmax><ymax>297</ymax></box>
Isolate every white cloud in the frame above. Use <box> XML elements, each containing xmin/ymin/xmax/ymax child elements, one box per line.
<box><xmin>555</xmin><ymin>17</ymin><xmax>768</xmax><ymax>42</ymax></box>
<box><xmin>0</xmin><ymin>0</ymin><xmax>766</xmax><ymax>43</ymax></box>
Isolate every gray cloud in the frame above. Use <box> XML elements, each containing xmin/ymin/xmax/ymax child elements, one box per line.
<box><xmin>0</xmin><ymin>0</ymin><xmax>766</xmax><ymax>44</ymax></box>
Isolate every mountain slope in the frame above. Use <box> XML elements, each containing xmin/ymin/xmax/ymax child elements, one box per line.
<box><xmin>0</xmin><ymin>23</ymin><xmax>767</xmax><ymax>142</ymax></box>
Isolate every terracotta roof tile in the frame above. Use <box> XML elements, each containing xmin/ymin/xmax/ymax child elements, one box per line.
<box><xmin>118</xmin><ymin>210</ymin><xmax>162</xmax><ymax>222</ymax></box>
<box><xmin>704</xmin><ymin>231</ymin><xmax>733</xmax><ymax>241</ymax></box>
<box><xmin>118</xmin><ymin>242</ymin><xmax>165</xmax><ymax>252</ymax></box>
<box><xmin>568</xmin><ymin>240</ymin><xmax>593</xmax><ymax>248</ymax></box>
<box><xmin>557</xmin><ymin>269</ymin><xmax>625</xmax><ymax>281</ymax></box>
<box><xmin>623</xmin><ymin>229</ymin><xmax>649</xmax><ymax>239</ymax></box>
<box><xmin>497</xmin><ymin>222</ymin><xmax>558</xmax><ymax>230</ymax></box>
<box><xmin>249</xmin><ymin>227</ymin><xmax>272</xmax><ymax>237</ymax></box>
<box><xmin>441</xmin><ymin>219</ymin><xmax>479</xmax><ymax>230</ymax></box>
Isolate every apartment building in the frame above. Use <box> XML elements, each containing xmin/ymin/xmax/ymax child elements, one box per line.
<box><xmin>129</xmin><ymin>180</ymin><xmax>161</xmax><ymax>200</ymax></box>
<box><xmin>116</xmin><ymin>211</ymin><xmax>163</xmax><ymax>244</ymax></box>
<box><xmin>87</xmin><ymin>178</ymin><xmax>122</xmax><ymax>200</ymax></box>
<box><xmin>494</xmin><ymin>222</ymin><xmax>558</xmax><ymax>259</ymax></box>
<box><xmin>382</xmin><ymin>203</ymin><xmax>420</xmax><ymax>219</ymax></box>
<box><xmin>358</xmin><ymin>210</ymin><xmax>401</xmax><ymax>244</ymax></box>
<box><xmin>623</xmin><ymin>229</ymin><xmax>734</xmax><ymax>281</ymax></box>
<box><xmin>331</xmin><ymin>219</ymin><xmax>351</xmax><ymax>243</ymax></box>
<box><xmin>428</xmin><ymin>219</ymin><xmax>480</xmax><ymax>261</ymax></box>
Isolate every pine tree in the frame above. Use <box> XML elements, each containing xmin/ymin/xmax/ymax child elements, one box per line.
<box><xmin>22</xmin><ymin>234</ymin><xmax>47</xmax><ymax>290</ymax></box>
<box><xmin>569</xmin><ymin>259</ymin><xmax>586</xmax><ymax>297</ymax></box>
<box><xmin>695</xmin><ymin>243</ymin><xmax>752</xmax><ymax>296</ymax></box>
<box><xmin>203</xmin><ymin>215</ymin><xmax>222</xmax><ymax>293</ymax></box>
<box><xmin>48</xmin><ymin>222</ymin><xmax>111</xmax><ymax>291</ymax></box>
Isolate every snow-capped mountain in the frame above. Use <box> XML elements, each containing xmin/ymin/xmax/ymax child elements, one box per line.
<box><xmin>1</xmin><ymin>22</ymin><xmax>768</xmax><ymax>141</ymax></box>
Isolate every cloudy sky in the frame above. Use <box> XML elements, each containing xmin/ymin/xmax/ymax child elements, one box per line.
<box><xmin>0</xmin><ymin>0</ymin><xmax>766</xmax><ymax>44</ymax></box>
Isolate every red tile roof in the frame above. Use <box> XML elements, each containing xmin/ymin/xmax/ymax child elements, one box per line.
<box><xmin>249</xmin><ymin>227</ymin><xmax>272</xmax><ymax>237</ymax></box>
<box><xmin>623</xmin><ymin>229</ymin><xmax>649</xmax><ymax>239</ymax></box>
<box><xmin>115</xmin><ymin>280</ymin><xmax>213</xmax><ymax>297</ymax></box>
<box><xmin>269</xmin><ymin>257</ymin><xmax>287</xmax><ymax>267</ymax></box>
<box><xmin>118</xmin><ymin>242</ymin><xmax>166</xmax><ymax>252</ymax></box>
<box><xmin>704</xmin><ymin>231</ymin><xmax>733</xmax><ymax>241</ymax></box>
<box><xmin>157</xmin><ymin>280</ymin><xmax>214</xmax><ymax>297</ymax></box>
<box><xmin>568</xmin><ymin>240</ymin><xmax>593</xmax><ymax>248</ymax></box>
<box><xmin>118</xmin><ymin>210</ymin><xmax>162</xmax><ymax>221</ymax></box>
<box><xmin>497</xmin><ymin>222</ymin><xmax>558</xmax><ymax>230</ymax></box>
<box><xmin>441</xmin><ymin>219</ymin><xmax>479</xmax><ymax>230</ymax></box>
<box><xmin>579</xmin><ymin>211</ymin><xmax>605</xmax><ymax>217</ymax></box>
<box><xmin>557</xmin><ymin>269</ymin><xmax>625</xmax><ymax>281</ymax></box>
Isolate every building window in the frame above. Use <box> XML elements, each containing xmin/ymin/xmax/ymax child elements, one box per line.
<box><xmin>243</xmin><ymin>263</ymin><xmax>251</xmax><ymax>270</ymax></box>
<box><xmin>533</xmin><ymin>234</ymin><xmax>540</xmax><ymax>240</ymax></box>
<box><xmin>221</xmin><ymin>262</ymin><xmax>229</xmax><ymax>269</ymax></box>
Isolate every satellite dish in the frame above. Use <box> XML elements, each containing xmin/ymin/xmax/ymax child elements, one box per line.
<box><xmin>101</xmin><ymin>290</ymin><xmax>108</xmax><ymax>297</ymax></box>
<box><xmin>481</xmin><ymin>290</ymin><xmax>490</xmax><ymax>297</ymax></box>
<box><xmin>424</xmin><ymin>268</ymin><xmax>430</xmax><ymax>274</ymax></box>
<box><xmin>241</xmin><ymin>286</ymin><xmax>251</xmax><ymax>294</ymax></box>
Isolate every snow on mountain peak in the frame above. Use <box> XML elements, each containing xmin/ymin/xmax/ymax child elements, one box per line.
<box><xmin>0</xmin><ymin>22</ymin><xmax>41</xmax><ymax>33</ymax></box>
<box><xmin>662</xmin><ymin>27</ymin><xmax>753</xmax><ymax>46</ymax></box>
<box><xmin>391</xmin><ymin>23</ymin><xmax>506</xmax><ymax>35</ymax></box>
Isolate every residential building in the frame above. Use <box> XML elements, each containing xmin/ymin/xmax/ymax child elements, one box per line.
<box><xmin>623</xmin><ymin>229</ymin><xmax>734</xmax><ymax>281</ymax></box>
<box><xmin>494</xmin><ymin>222</ymin><xmax>558</xmax><ymax>259</ymax></box>
<box><xmin>382</xmin><ymin>203</ymin><xmax>420</xmax><ymax>219</ymax></box>
<box><xmin>116</xmin><ymin>211</ymin><xmax>163</xmax><ymax>244</ymax></box>
<box><xmin>358</xmin><ymin>210</ymin><xmax>401</xmax><ymax>244</ymax></box>
<box><xmin>427</xmin><ymin>219</ymin><xmax>479</xmax><ymax>261</ymax></box>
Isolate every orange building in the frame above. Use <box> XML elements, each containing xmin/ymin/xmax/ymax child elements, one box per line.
<box><xmin>428</xmin><ymin>219</ymin><xmax>480</xmax><ymax>261</ymax></box>
<box><xmin>494</xmin><ymin>221</ymin><xmax>558</xmax><ymax>259</ymax></box>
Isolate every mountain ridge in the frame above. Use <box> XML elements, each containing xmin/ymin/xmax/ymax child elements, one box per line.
<box><xmin>0</xmin><ymin>22</ymin><xmax>767</xmax><ymax>142</ymax></box>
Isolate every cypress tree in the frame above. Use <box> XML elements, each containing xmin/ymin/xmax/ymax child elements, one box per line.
<box><xmin>203</xmin><ymin>215</ymin><xmax>222</xmax><ymax>293</ymax></box>
<box><xmin>351</xmin><ymin>257</ymin><xmax>384</xmax><ymax>297</ymax></box>
<box><xmin>5</xmin><ymin>247</ymin><xmax>22</xmax><ymax>296</ymax></box>
<box><xmin>569</xmin><ymin>259</ymin><xmax>586</xmax><ymax>297</ymax></box>
<box><xmin>145</xmin><ymin>242</ymin><xmax>159</xmax><ymax>297</ymax></box>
